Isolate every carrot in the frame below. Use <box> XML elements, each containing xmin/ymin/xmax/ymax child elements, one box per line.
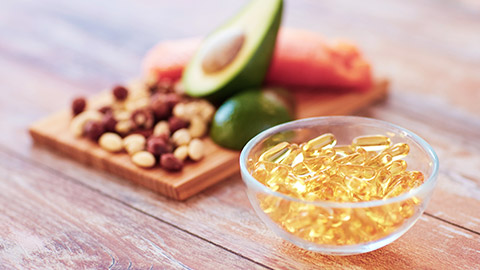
<box><xmin>142</xmin><ymin>28</ymin><xmax>372</xmax><ymax>91</ymax></box>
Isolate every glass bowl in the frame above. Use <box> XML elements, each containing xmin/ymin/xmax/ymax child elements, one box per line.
<box><xmin>240</xmin><ymin>116</ymin><xmax>439</xmax><ymax>255</ymax></box>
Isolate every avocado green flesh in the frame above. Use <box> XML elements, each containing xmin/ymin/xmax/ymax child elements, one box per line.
<box><xmin>210</xmin><ymin>89</ymin><xmax>293</xmax><ymax>150</ymax></box>
<box><xmin>183</xmin><ymin>0</ymin><xmax>283</xmax><ymax>104</ymax></box>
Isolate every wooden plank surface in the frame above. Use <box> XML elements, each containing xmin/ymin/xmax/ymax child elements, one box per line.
<box><xmin>29</xmin><ymin>81</ymin><xmax>387</xmax><ymax>200</ymax></box>
<box><xmin>0</xmin><ymin>148</ymin><xmax>262</xmax><ymax>269</ymax></box>
<box><xmin>1</xmin><ymin>0</ymin><xmax>479</xmax><ymax>268</ymax></box>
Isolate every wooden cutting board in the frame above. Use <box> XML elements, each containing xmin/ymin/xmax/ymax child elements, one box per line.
<box><xmin>29</xmin><ymin>80</ymin><xmax>388</xmax><ymax>200</ymax></box>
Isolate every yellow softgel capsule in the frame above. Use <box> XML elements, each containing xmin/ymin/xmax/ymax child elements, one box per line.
<box><xmin>302</xmin><ymin>133</ymin><xmax>336</xmax><ymax>157</ymax></box>
<box><xmin>266</xmin><ymin>166</ymin><xmax>289</xmax><ymax>187</ymax></box>
<box><xmin>258</xmin><ymin>142</ymin><xmax>291</xmax><ymax>163</ymax></box>
<box><xmin>385</xmin><ymin>143</ymin><xmax>410</xmax><ymax>161</ymax></box>
<box><xmin>333</xmin><ymin>145</ymin><xmax>355</xmax><ymax>159</ymax></box>
<box><xmin>352</xmin><ymin>135</ymin><xmax>391</xmax><ymax>151</ymax></box>
<box><xmin>366</xmin><ymin>151</ymin><xmax>393</xmax><ymax>167</ymax></box>
<box><xmin>303</xmin><ymin>156</ymin><xmax>334</xmax><ymax>172</ymax></box>
<box><xmin>385</xmin><ymin>160</ymin><xmax>407</xmax><ymax>175</ymax></box>
<box><xmin>278</xmin><ymin>146</ymin><xmax>303</xmax><ymax>166</ymax></box>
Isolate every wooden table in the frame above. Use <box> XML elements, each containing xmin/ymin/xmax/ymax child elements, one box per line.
<box><xmin>1</xmin><ymin>0</ymin><xmax>479</xmax><ymax>268</ymax></box>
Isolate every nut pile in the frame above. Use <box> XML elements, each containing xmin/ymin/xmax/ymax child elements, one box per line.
<box><xmin>70</xmin><ymin>77</ymin><xmax>215</xmax><ymax>171</ymax></box>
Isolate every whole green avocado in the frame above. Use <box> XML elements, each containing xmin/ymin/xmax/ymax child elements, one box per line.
<box><xmin>210</xmin><ymin>88</ymin><xmax>293</xmax><ymax>150</ymax></box>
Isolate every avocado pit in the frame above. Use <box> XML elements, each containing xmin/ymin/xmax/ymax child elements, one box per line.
<box><xmin>201</xmin><ymin>28</ymin><xmax>246</xmax><ymax>74</ymax></box>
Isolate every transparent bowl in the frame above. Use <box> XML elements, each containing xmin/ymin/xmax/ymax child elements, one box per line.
<box><xmin>240</xmin><ymin>116</ymin><xmax>439</xmax><ymax>255</ymax></box>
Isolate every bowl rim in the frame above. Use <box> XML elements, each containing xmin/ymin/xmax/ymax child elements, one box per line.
<box><xmin>239</xmin><ymin>116</ymin><xmax>439</xmax><ymax>208</ymax></box>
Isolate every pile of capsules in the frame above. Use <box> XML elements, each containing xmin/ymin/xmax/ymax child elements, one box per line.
<box><xmin>249</xmin><ymin>133</ymin><xmax>425</xmax><ymax>245</ymax></box>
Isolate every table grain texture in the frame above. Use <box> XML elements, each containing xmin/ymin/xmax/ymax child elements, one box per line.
<box><xmin>1</xmin><ymin>0</ymin><xmax>479</xmax><ymax>269</ymax></box>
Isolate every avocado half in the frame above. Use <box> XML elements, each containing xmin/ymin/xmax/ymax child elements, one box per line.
<box><xmin>183</xmin><ymin>0</ymin><xmax>283</xmax><ymax>103</ymax></box>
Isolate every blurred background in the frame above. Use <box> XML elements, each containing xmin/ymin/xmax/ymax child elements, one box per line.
<box><xmin>2</xmin><ymin>0</ymin><xmax>479</xmax><ymax>117</ymax></box>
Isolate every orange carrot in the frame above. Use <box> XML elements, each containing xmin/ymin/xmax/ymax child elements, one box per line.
<box><xmin>142</xmin><ymin>28</ymin><xmax>372</xmax><ymax>91</ymax></box>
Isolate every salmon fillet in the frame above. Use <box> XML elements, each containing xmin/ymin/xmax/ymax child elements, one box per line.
<box><xmin>143</xmin><ymin>28</ymin><xmax>372</xmax><ymax>91</ymax></box>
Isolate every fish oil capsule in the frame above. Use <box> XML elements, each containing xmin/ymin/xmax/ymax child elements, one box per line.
<box><xmin>407</xmin><ymin>171</ymin><xmax>424</xmax><ymax>182</ymax></box>
<box><xmin>252</xmin><ymin>161</ymin><xmax>279</xmax><ymax>183</ymax></box>
<box><xmin>290</xmin><ymin>178</ymin><xmax>307</xmax><ymax>194</ymax></box>
<box><xmin>259</xmin><ymin>142</ymin><xmax>290</xmax><ymax>163</ymax></box>
<box><xmin>289</xmin><ymin>151</ymin><xmax>305</xmax><ymax>167</ymax></box>
<box><xmin>343</xmin><ymin>176</ymin><xmax>368</xmax><ymax>195</ymax></box>
<box><xmin>385</xmin><ymin>143</ymin><xmax>410</xmax><ymax>161</ymax></box>
<box><xmin>305</xmin><ymin>174</ymin><xmax>330</xmax><ymax>193</ymax></box>
<box><xmin>350</xmin><ymin>148</ymin><xmax>368</xmax><ymax>165</ymax></box>
<box><xmin>386</xmin><ymin>160</ymin><xmax>407</xmax><ymax>175</ymax></box>
<box><xmin>278</xmin><ymin>147</ymin><xmax>302</xmax><ymax>166</ymax></box>
<box><xmin>333</xmin><ymin>145</ymin><xmax>354</xmax><ymax>159</ymax></box>
<box><xmin>366</xmin><ymin>152</ymin><xmax>393</xmax><ymax>167</ymax></box>
<box><xmin>335</xmin><ymin>152</ymin><xmax>358</xmax><ymax>165</ymax></box>
<box><xmin>319</xmin><ymin>148</ymin><xmax>336</xmax><ymax>158</ymax></box>
<box><xmin>406</xmin><ymin>171</ymin><xmax>425</xmax><ymax>188</ymax></box>
<box><xmin>338</xmin><ymin>164</ymin><xmax>363</xmax><ymax>177</ymax></box>
<box><xmin>361</xmin><ymin>166</ymin><xmax>377</xmax><ymax>180</ymax></box>
<box><xmin>384</xmin><ymin>174</ymin><xmax>411</xmax><ymax>197</ymax></box>
<box><xmin>251</xmin><ymin>165</ymin><xmax>269</xmax><ymax>183</ymax></box>
<box><xmin>292</xmin><ymin>162</ymin><xmax>313</xmax><ymax>177</ymax></box>
<box><xmin>375</xmin><ymin>168</ymin><xmax>392</xmax><ymax>194</ymax></box>
<box><xmin>353</xmin><ymin>135</ymin><xmax>391</xmax><ymax>151</ymax></box>
<box><xmin>302</xmin><ymin>133</ymin><xmax>336</xmax><ymax>156</ymax></box>
<box><xmin>266</xmin><ymin>166</ymin><xmax>290</xmax><ymax>190</ymax></box>
<box><xmin>303</xmin><ymin>156</ymin><xmax>333</xmax><ymax>172</ymax></box>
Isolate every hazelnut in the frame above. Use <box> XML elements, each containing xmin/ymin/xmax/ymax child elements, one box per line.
<box><xmin>149</xmin><ymin>133</ymin><xmax>169</xmax><ymax>143</ymax></box>
<box><xmin>98</xmin><ymin>105</ymin><xmax>112</xmax><ymax>114</ymax></box>
<box><xmin>168</xmin><ymin>116</ymin><xmax>189</xmax><ymax>133</ymax></box>
<box><xmin>130</xmin><ymin>129</ymin><xmax>153</xmax><ymax>138</ymax></box>
<box><xmin>70</xmin><ymin>110</ymin><xmax>103</xmax><ymax>137</ymax></box>
<box><xmin>164</xmin><ymin>93</ymin><xmax>181</xmax><ymax>110</ymax></box>
<box><xmin>84</xmin><ymin>120</ymin><xmax>105</xmax><ymax>141</ymax></box>
<box><xmin>131</xmin><ymin>108</ymin><xmax>154</xmax><ymax>130</ymax></box>
<box><xmin>112</xmin><ymin>85</ymin><xmax>128</xmax><ymax>101</ymax></box>
<box><xmin>72</xmin><ymin>97</ymin><xmax>86</xmax><ymax>116</ymax></box>
<box><xmin>157</xmin><ymin>78</ymin><xmax>173</xmax><ymax>92</ymax></box>
<box><xmin>147</xmin><ymin>136</ymin><xmax>172</xmax><ymax>156</ymax></box>
<box><xmin>102</xmin><ymin>113</ymin><xmax>117</xmax><ymax>132</ymax></box>
<box><xmin>160</xmin><ymin>153</ymin><xmax>183</xmax><ymax>171</ymax></box>
<box><xmin>150</xmin><ymin>94</ymin><xmax>170</xmax><ymax>120</ymax></box>
<box><xmin>146</xmin><ymin>72</ymin><xmax>159</xmax><ymax>92</ymax></box>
